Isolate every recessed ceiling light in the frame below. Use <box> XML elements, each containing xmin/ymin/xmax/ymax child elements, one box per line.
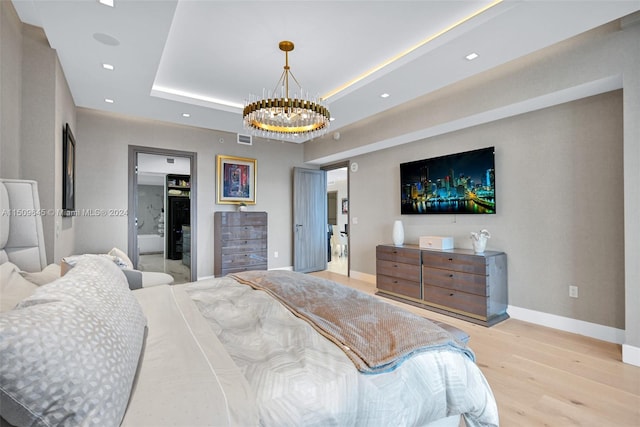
<box><xmin>380</xmin><ymin>93</ymin><xmax>390</xmax><ymax>98</ymax></box>
<box><xmin>182</xmin><ymin>113</ymin><xmax>191</xmax><ymax>118</ymax></box>
<box><xmin>102</xmin><ymin>63</ymin><xmax>114</xmax><ymax>70</ymax></box>
<box><xmin>104</xmin><ymin>98</ymin><xmax>114</xmax><ymax>103</ymax></box>
<box><xmin>99</xmin><ymin>0</ymin><xmax>114</xmax><ymax>7</ymax></box>
<box><xmin>465</xmin><ymin>52</ymin><xmax>479</xmax><ymax>61</ymax></box>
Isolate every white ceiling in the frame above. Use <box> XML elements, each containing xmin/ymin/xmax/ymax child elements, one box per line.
<box><xmin>11</xmin><ymin>0</ymin><xmax>640</xmax><ymax>146</ymax></box>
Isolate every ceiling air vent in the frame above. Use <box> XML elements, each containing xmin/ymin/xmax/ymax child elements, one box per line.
<box><xmin>237</xmin><ymin>133</ymin><xmax>252</xmax><ymax>146</ymax></box>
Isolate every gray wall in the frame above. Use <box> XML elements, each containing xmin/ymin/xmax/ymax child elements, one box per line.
<box><xmin>74</xmin><ymin>108</ymin><xmax>306</xmax><ymax>279</ymax></box>
<box><xmin>1</xmin><ymin>1</ymin><xmax>76</xmax><ymax>264</ymax></box>
<box><xmin>0</xmin><ymin>1</ymin><xmax>22</xmax><ymax>179</ymax></box>
<box><xmin>347</xmin><ymin>92</ymin><xmax>623</xmax><ymax>329</ymax></box>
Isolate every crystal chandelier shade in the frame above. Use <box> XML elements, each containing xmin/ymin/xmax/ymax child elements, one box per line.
<box><xmin>243</xmin><ymin>41</ymin><xmax>330</xmax><ymax>140</ymax></box>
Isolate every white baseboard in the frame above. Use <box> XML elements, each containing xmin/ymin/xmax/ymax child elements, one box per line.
<box><xmin>269</xmin><ymin>266</ymin><xmax>293</xmax><ymax>271</ymax></box>
<box><xmin>508</xmin><ymin>305</ymin><xmax>625</xmax><ymax>344</ymax></box>
<box><xmin>622</xmin><ymin>344</ymin><xmax>640</xmax><ymax>367</ymax></box>
<box><xmin>350</xmin><ymin>270</ymin><xmax>376</xmax><ymax>284</ymax></box>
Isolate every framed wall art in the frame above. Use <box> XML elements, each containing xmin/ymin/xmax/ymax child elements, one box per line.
<box><xmin>62</xmin><ymin>123</ymin><xmax>76</xmax><ymax>216</ymax></box>
<box><xmin>216</xmin><ymin>154</ymin><xmax>257</xmax><ymax>204</ymax></box>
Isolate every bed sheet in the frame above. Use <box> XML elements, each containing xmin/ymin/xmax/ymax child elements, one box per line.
<box><xmin>123</xmin><ymin>284</ymin><xmax>258</xmax><ymax>426</ymax></box>
<box><xmin>186</xmin><ymin>275</ymin><xmax>499</xmax><ymax>427</ymax></box>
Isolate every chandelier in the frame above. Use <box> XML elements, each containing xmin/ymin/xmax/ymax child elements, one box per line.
<box><xmin>243</xmin><ymin>41</ymin><xmax>330</xmax><ymax>140</ymax></box>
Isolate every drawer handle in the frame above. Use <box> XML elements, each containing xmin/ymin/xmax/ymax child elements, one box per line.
<box><xmin>449</xmin><ymin>293</ymin><xmax>455</xmax><ymax>297</ymax></box>
<box><xmin>392</xmin><ymin>250</ymin><xmax>398</xmax><ymax>254</ymax></box>
<box><xmin>448</xmin><ymin>258</ymin><xmax>453</xmax><ymax>261</ymax></box>
<box><xmin>393</xmin><ymin>280</ymin><xmax>398</xmax><ymax>284</ymax></box>
<box><xmin>393</xmin><ymin>264</ymin><xmax>398</xmax><ymax>268</ymax></box>
<box><xmin>449</xmin><ymin>274</ymin><xmax>454</xmax><ymax>278</ymax></box>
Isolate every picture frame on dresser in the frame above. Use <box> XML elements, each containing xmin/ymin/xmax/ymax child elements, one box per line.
<box><xmin>216</xmin><ymin>155</ymin><xmax>257</xmax><ymax>204</ymax></box>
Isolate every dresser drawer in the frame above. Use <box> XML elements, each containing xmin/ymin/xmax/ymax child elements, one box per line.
<box><xmin>220</xmin><ymin>226</ymin><xmax>267</xmax><ymax>241</ymax></box>
<box><xmin>376</xmin><ymin>259</ymin><xmax>421</xmax><ymax>282</ymax></box>
<box><xmin>377</xmin><ymin>274</ymin><xmax>421</xmax><ymax>299</ymax></box>
<box><xmin>218</xmin><ymin>212</ymin><xmax>267</xmax><ymax>226</ymax></box>
<box><xmin>423</xmin><ymin>284</ymin><xmax>488</xmax><ymax>319</ymax></box>
<box><xmin>221</xmin><ymin>250</ymin><xmax>268</xmax><ymax>268</ymax></box>
<box><xmin>422</xmin><ymin>251</ymin><xmax>487</xmax><ymax>275</ymax></box>
<box><xmin>220</xmin><ymin>239</ymin><xmax>267</xmax><ymax>254</ymax></box>
<box><xmin>221</xmin><ymin>264</ymin><xmax>268</xmax><ymax>275</ymax></box>
<box><xmin>376</xmin><ymin>245</ymin><xmax>421</xmax><ymax>265</ymax></box>
<box><xmin>422</xmin><ymin>266</ymin><xmax>489</xmax><ymax>296</ymax></box>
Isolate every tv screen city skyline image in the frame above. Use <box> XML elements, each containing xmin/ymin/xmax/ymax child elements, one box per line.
<box><xmin>400</xmin><ymin>147</ymin><xmax>496</xmax><ymax>214</ymax></box>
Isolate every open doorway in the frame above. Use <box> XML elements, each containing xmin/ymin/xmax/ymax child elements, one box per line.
<box><xmin>326</xmin><ymin>166</ymin><xmax>348</xmax><ymax>276</ymax></box>
<box><xmin>128</xmin><ymin>146</ymin><xmax>197</xmax><ymax>284</ymax></box>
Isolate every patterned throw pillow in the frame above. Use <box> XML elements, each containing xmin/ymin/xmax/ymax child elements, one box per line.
<box><xmin>108</xmin><ymin>247</ymin><xmax>134</xmax><ymax>269</ymax></box>
<box><xmin>0</xmin><ymin>255</ymin><xmax>147</xmax><ymax>426</ymax></box>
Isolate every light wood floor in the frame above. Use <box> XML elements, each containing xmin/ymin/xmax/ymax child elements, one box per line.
<box><xmin>311</xmin><ymin>271</ymin><xmax>640</xmax><ymax>427</ymax></box>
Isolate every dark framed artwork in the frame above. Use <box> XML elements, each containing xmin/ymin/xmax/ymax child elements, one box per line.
<box><xmin>62</xmin><ymin>123</ymin><xmax>76</xmax><ymax>216</ymax></box>
<box><xmin>216</xmin><ymin>154</ymin><xmax>257</xmax><ymax>204</ymax></box>
<box><xmin>342</xmin><ymin>198</ymin><xmax>348</xmax><ymax>214</ymax></box>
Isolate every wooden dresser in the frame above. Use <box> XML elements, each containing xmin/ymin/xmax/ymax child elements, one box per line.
<box><xmin>376</xmin><ymin>244</ymin><xmax>508</xmax><ymax>326</ymax></box>
<box><xmin>214</xmin><ymin>211</ymin><xmax>267</xmax><ymax>277</ymax></box>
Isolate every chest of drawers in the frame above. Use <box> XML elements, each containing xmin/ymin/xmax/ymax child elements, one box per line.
<box><xmin>214</xmin><ymin>212</ymin><xmax>267</xmax><ymax>277</ymax></box>
<box><xmin>376</xmin><ymin>244</ymin><xmax>508</xmax><ymax>326</ymax></box>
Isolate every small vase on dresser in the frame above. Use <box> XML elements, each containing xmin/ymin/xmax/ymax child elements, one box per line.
<box><xmin>392</xmin><ymin>220</ymin><xmax>404</xmax><ymax>246</ymax></box>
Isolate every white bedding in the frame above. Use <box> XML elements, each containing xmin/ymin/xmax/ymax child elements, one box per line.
<box><xmin>1</xmin><ymin>262</ymin><xmax>496</xmax><ymax>426</ymax></box>
<box><xmin>185</xmin><ymin>275</ymin><xmax>499</xmax><ymax>427</ymax></box>
<box><xmin>123</xmin><ymin>284</ymin><xmax>258</xmax><ymax>427</ymax></box>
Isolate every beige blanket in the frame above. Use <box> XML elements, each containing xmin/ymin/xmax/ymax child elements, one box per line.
<box><xmin>230</xmin><ymin>270</ymin><xmax>473</xmax><ymax>374</ymax></box>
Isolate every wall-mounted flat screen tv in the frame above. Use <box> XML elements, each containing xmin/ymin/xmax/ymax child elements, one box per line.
<box><xmin>400</xmin><ymin>146</ymin><xmax>496</xmax><ymax>214</ymax></box>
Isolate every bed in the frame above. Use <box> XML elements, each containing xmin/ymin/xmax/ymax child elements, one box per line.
<box><xmin>0</xmin><ymin>179</ymin><xmax>499</xmax><ymax>427</ymax></box>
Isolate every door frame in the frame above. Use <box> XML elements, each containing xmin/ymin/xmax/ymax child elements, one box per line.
<box><xmin>127</xmin><ymin>145</ymin><xmax>198</xmax><ymax>282</ymax></box>
<box><xmin>322</xmin><ymin>161</ymin><xmax>350</xmax><ymax>276</ymax></box>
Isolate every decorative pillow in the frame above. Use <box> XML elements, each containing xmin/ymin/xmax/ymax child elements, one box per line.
<box><xmin>19</xmin><ymin>263</ymin><xmax>61</xmax><ymax>286</ymax></box>
<box><xmin>61</xmin><ymin>253</ymin><xmax>122</xmax><ymax>274</ymax></box>
<box><xmin>0</xmin><ymin>262</ymin><xmax>38</xmax><ymax>312</ymax></box>
<box><xmin>0</xmin><ymin>255</ymin><xmax>147</xmax><ymax>427</ymax></box>
<box><xmin>108</xmin><ymin>247</ymin><xmax>134</xmax><ymax>269</ymax></box>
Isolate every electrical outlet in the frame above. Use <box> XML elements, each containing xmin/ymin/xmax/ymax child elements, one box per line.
<box><xmin>274</xmin><ymin>251</ymin><xmax>279</xmax><ymax>258</ymax></box>
<box><xmin>569</xmin><ymin>285</ymin><xmax>579</xmax><ymax>298</ymax></box>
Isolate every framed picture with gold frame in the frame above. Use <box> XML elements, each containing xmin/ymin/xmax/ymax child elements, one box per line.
<box><xmin>216</xmin><ymin>154</ymin><xmax>257</xmax><ymax>204</ymax></box>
